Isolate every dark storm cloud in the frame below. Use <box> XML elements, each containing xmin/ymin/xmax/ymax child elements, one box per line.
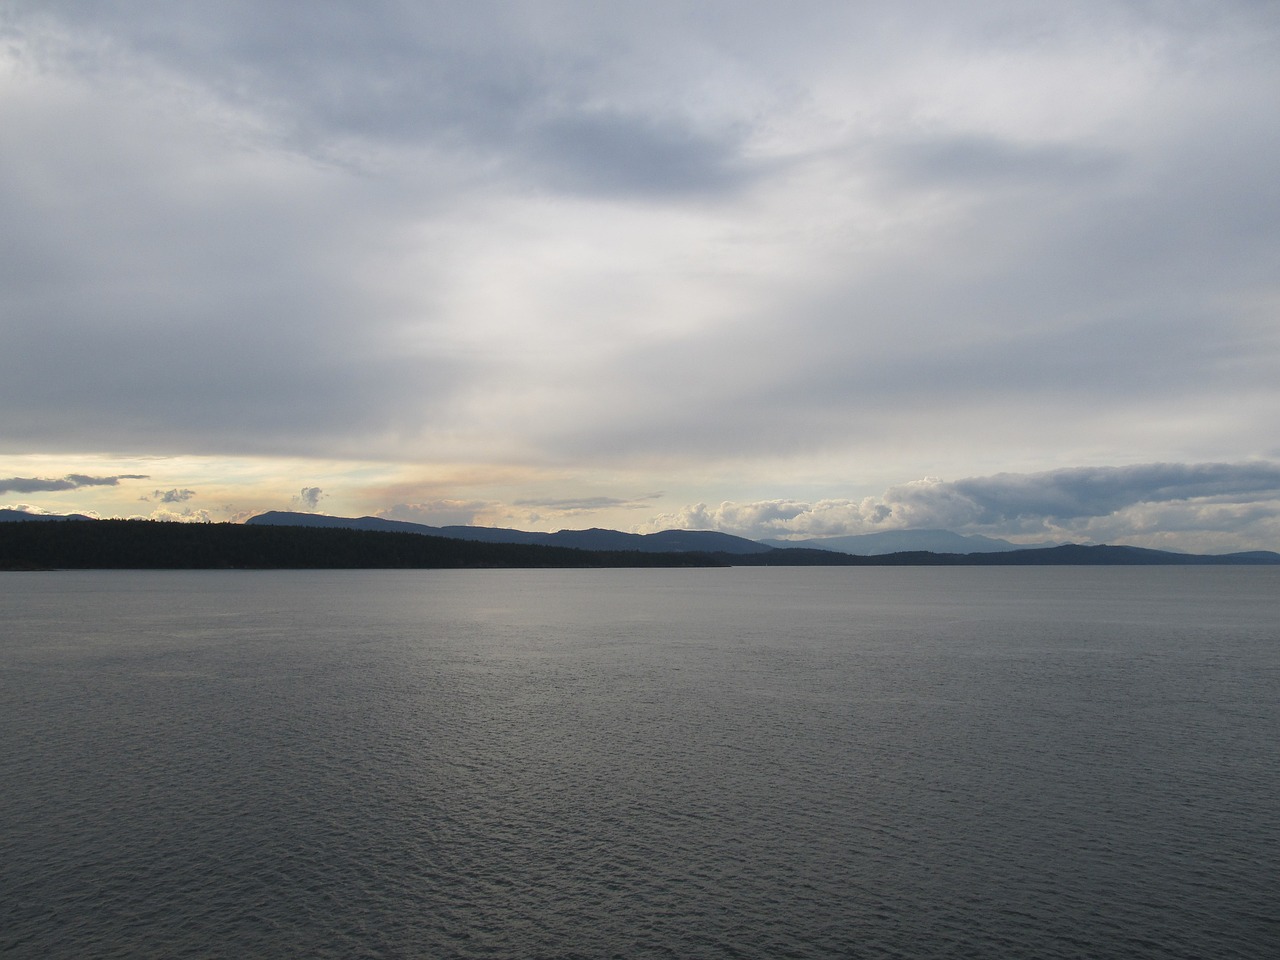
<box><xmin>0</xmin><ymin>474</ymin><xmax>148</xmax><ymax>494</ymax></box>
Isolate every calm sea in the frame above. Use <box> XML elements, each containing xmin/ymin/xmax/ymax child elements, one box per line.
<box><xmin>3</xmin><ymin>567</ymin><xmax>1278</xmax><ymax>959</ymax></box>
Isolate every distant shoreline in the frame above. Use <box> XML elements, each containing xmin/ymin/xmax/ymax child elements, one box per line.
<box><xmin>2</xmin><ymin>520</ymin><xmax>1277</xmax><ymax>570</ymax></box>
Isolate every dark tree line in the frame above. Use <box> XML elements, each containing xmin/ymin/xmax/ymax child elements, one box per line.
<box><xmin>0</xmin><ymin>520</ymin><xmax>728</xmax><ymax>570</ymax></box>
<box><xmin>3</xmin><ymin>520</ymin><xmax>1274</xmax><ymax>570</ymax></box>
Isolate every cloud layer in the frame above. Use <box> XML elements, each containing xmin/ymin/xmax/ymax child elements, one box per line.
<box><xmin>642</xmin><ymin>462</ymin><xmax>1280</xmax><ymax>552</ymax></box>
<box><xmin>0</xmin><ymin>474</ymin><xmax>148</xmax><ymax>494</ymax></box>
<box><xmin>2</xmin><ymin>2</ymin><xmax>1278</xmax><ymax>548</ymax></box>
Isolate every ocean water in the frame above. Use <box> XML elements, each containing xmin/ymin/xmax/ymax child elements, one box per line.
<box><xmin>2</xmin><ymin>567</ymin><xmax>1278</xmax><ymax>959</ymax></box>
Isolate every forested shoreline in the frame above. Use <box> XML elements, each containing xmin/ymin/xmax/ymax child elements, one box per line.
<box><xmin>0</xmin><ymin>520</ymin><xmax>726</xmax><ymax>570</ymax></box>
<box><xmin>4</xmin><ymin>519</ymin><xmax>1279</xmax><ymax>570</ymax></box>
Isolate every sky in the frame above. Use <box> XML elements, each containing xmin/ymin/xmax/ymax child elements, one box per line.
<box><xmin>3</xmin><ymin>0</ymin><xmax>1279</xmax><ymax>552</ymax></box>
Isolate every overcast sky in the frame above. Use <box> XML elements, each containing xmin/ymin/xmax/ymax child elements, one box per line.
<box><xmin>3</xmin><ymin>1</ymin><xmax>1279</xmax><ymax>551</ymax></box>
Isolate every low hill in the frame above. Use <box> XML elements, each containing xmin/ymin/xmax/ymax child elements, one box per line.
<box><xmin>0</xmin><ymin>508</ymin><xmax>97</xmax><ymax>523</ymax></box>
<box><xmin>0</xmin><ymin>520</ymin><xmax>728</xmax><ymax>570</ymax></box>
<box><xmin>246</xmin><ymin>511</ymin><xmax>771</xmax><ymax>554</ymax></box>
<box><xmin>726</xmin><ymin>544</ymin><xmax>1280</xmax><ymax>566</ymax></box>
<box><xmin>962</xmin><ymin>543</ymin><xmax>1280</xmax><ymax>566</ymax></box>
<box><xmin>4</xmin><ymin>518</ymin><xmax>1276</xmax><ymax>569</ymax></box>
<box><xmin>760</xmin><ymin>529</ymin><xmax>1061</xmax><ymax>555</ymax></box>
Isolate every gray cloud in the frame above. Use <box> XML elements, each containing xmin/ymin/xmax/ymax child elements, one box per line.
<box><xmin>523</xmin><ymin>111</ymin><xmax>753</xmax><ymax>197</ymax></box>
<box><xmin>0</xmin><ymin>474</ymin><xmax>149</xmax><ymax>494</ymax></box>
<box><xmin>8</xmin><ymin>1</ymin><xmax>756</xmax><ymax>200</ymax></box>
<box><xmin>645</xmin><ymin>462</ymin><xmax>1280</xmax><ymax>548</ymax></box>
<box><xmin>1</xmin><ymin>2</ymin><xmax>1278</xmax><ymax>550</ymax></box>
<box><xmin>138</xmin><ymin>506</ymin><xmax>213</xmax><ymax>523</ymax></box>
<box><xmin>919</xmin><ymin>463</ymin><xmax>1280</xmax><ymax>525</ymax></box>
<box><xmin>153</xmin><ymin>488</ymin><xmax>197</xmax><ymax>504</ymax></box>
<box><xmin>379</xmin><ymin>500</ymin><xmax>497</xmax><ymax>527</ymax></box>
<box><xmin>292</xmin><ymin>487</ymin><xmax>325</xmax><ymax>512</ymax></box>
<box><xmin>886</xmin><ymin>134</ymin><xmax>1120</xmax><ymax>188</ymax></box>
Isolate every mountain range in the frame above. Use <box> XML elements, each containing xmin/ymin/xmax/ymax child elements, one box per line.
<box><xmin>0</xmin><ymin>508</ymin><xmax>97</xmax><ymax>523</ymax></box>
<box><xmin>760</xmin><ymin>529</ymin><xmax>1062</xmax><ymax>555</ymax></box>
<box><xmin>242</xmin><ymin>512</ymin><xmax>1279</xmax><ymax>563</ymax></box>
<box><xmin>243</xmin><ymin>511</ymin><xmax>772</xmax><ymax>554</ymax></box>
<box><xmin>245</xmin><ymin>512</ymin><xmax>1062</xmax><ymax>556</ymax></box>
<box><xmin>3</xmin><ymin>510</ymin><xmax>1278</xmax><ymax>565</ymax></box>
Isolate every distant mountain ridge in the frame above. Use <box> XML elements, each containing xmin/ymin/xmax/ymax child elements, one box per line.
<box><xmin>929</xmin><ymin>543</ymin><xmax>1280</xmax><ymax>566</ymax></box>
<box><xmin>245</xmin><ymin>514</ymin><xmax>1278</xmax><ymax>564</ymax></box>
<box><xmin>729</xmin><ymin>543</ymin><xmax>1280</xmax><ymax>566</ymax></box>
<box><xmin>760</xmin><ymin>529</ymin><xmax>1062</xmax><ymax>555</ymax></box>
<box><xmin>244</xmin><ymin>511</ymin><xmax>772</xmax><ymax>554</ymax></box>
<box><xmin>0</xmin><ymin>508</ymin><xmax>96</xmax><ymax>523</ymax></box>
<box><xmin>5</xmin><ymin>511</ymin><xmax>1277</xmax><ymax>566</ymax></box>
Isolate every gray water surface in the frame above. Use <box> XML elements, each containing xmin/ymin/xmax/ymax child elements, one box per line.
<box><xmin>3</xmin><ymin>567</ymin><xmax>1278</xmax><ymax>958</ymax></box>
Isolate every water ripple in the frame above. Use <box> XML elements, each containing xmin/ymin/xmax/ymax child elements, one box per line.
<box><xmin>3</xmin><ymin>568</ymin><xmax>1279</xmax><ymax>958</ymax></box>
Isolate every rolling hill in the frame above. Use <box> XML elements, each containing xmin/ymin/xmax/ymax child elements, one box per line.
<box><xmin>245</xmin><ymin>511</ymin><xmax>772</xmax><ymax>554</ymax></box>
